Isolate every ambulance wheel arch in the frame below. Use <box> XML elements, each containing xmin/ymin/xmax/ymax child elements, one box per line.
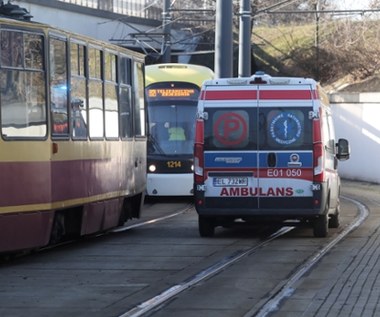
<box><xmin>328</xmin><ymin>201</ymin><xmax>340</xmax><ymax>228</ymax></box>
<box><xmin>327</xmin><ymin>181</ymin><xmax>341</xmax><ymax>229</ymax></box>
<box><xmin>313</xmin><ymin>191</ymin><xmax>341</xmax><ymax>237</ymax></box>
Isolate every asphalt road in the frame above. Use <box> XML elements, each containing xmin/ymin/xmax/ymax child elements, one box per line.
<box><xmin>0</xmin><ymin>179</ymin><xmax>376</xmax><ymax>317</ymax></box>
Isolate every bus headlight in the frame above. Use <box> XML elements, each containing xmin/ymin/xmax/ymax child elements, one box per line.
<box><xmin>191</xmin><ymin>164</ymin><xmax>194</xmax><ymax>171</ymax></box>
<box><xmin>149</xmin><ymin>164</ymin><xmax>156</xmax><ymax>172</ymax></box>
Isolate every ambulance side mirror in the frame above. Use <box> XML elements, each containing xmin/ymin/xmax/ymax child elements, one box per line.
<box><xmin>336</xmin><ymin>138</ymin><xmax>350</xmax><ymax>161</ymax></box>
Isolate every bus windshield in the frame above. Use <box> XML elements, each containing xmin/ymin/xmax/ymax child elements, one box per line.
<box><xmin>146</xmin><ymin>82</ymin><xmax>200</xmax><ymax>155</ymax></box>
<box><xmin>147</xmin><ymin>101</ymin><xmax>197</xmax><ymax>155</ymax></box>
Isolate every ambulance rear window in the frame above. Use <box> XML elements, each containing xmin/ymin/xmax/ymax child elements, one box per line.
<box><xmin>204</xmin><ymin>107</ymin><xmax>312</xmax><ymax>150</ymax></box>
<box><xmin>265</xmin><ymin>109</ymin><xmax>308</xmax><ymax>148</ymax></box>
<box><xmin>204</xmin><ymin>108</ymin><xmax>256</xmax><ymax>149</ymax></box>
<box><xmin>210</xmin><ymin>110</ymin><xmax>250</xmax><ymax>149</ymax></box>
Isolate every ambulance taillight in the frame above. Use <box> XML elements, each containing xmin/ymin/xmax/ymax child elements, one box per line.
<box><xmin>194</xmin><ymin>119</ymin><xmax>204</xmax><ymax>184</ymax></box>
<box><xmin>313</xmin><ymin>142</ymin><xmax>324</xmax><ymax>182</ymax></box>
<box><xmin>313</xmin><ymin>116</ymin><xmax>324</xmax><ymax>183</ymax></box>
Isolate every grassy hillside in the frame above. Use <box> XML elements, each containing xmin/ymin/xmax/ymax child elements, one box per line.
<box><xmin>251</xmin><ymin>19</ymin><xmax>380</xmax><ymax>92</ymax></box>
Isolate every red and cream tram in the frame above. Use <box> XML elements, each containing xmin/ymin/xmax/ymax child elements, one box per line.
<box><xmin>0</xmin><ymin>8</ymin><xmax>147</xmax><ymax>253</ymax></box>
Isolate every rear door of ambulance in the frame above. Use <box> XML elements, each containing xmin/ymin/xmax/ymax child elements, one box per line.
<box><xmin>202</xmin><ymin>83</ymin><xmax>315</xmax><ymax>214</ymax></box>
<box><xmin>256</xmin><ymin>84</ymin><xmax>315</xmax><ymax>213</ymax></box>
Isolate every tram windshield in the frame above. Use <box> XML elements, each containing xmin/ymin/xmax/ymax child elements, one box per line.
<box><xmin>146</xmin><ymin>82</ymin><xmax>200</xmax><ymax>155</ymax></box>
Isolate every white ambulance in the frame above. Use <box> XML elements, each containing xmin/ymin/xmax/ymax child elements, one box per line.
<box><xmin>193</xmin><ymin>72</ymin><xmax>350</xmax><ymax>237</ymax></box>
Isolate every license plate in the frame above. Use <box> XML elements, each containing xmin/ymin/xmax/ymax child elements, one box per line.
<box><xmin>213</xmin><ymin>177</ymin><xmax>248</xmax><ymax>187</ymax></box>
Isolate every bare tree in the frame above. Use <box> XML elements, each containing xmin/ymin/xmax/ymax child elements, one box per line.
<box><xmin>145</xmin><ymin>1</ymin><xmax>380</xmax><ymax>85</ymax></box>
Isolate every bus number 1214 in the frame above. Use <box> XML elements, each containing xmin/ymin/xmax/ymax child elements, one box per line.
<box><xmin>167</xmin><ymin>161</ymin><xmax>182</xmax><ymax>168</ymax></box>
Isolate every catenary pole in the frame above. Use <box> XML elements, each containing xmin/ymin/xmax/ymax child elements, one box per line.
<box><xmin>238</xmin><ymin>0</ymin><xmax>251</xmax><ymax>77</ymax></box>
<box><xmin>214</xmin><ymin>0</ymin><xmax>233</xmax><ymax>78</ymax></box>
<box><xmin>162</xmin><ymin>0</ymin><xmax>171</xmax><ymax>63</ymax></box>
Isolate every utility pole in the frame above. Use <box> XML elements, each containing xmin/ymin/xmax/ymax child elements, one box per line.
<box><xmin>315</xmin><ymin>0</ymin><xmax>320</xmax><ymax>80</ymax></box>
<box><xmin>238</xmin><ymin>0</ymin><xmax>251</xmax><ymax>77</ymax></box>
<box><xmin>162</xmin><ymin>0</ymin><xmax>171</xmax><ymax>63</ymax></box>
<box><xmin>214</xmin><ymin>0</ymin><xmax>233</xmax><ymax>78</ymax></box>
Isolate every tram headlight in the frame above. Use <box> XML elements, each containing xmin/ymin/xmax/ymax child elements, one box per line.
<box><xmin>191</xmin><ymin>164</ymin><xmax>194</xmax><ymax>171</ymax></box>
<box><xmin>149</xmin><ymin>164</ymin><xmax>156</xmax><ymax>172</ymax></box>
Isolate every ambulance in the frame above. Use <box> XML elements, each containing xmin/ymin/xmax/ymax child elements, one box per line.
<box><xmin>193</xmin><ymin>72</ymin><xmax>350</xmax><ymax>237</ymax></box>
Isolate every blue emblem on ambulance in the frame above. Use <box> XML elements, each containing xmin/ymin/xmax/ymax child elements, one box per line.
<box><xmin>270</xmin><ymin>112</ymin><xmax>302</xmax><ymax>145</ymax></box>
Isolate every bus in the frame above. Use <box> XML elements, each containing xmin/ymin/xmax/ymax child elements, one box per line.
<box><xmin>0</xmin><ymin>5</ymin><xmax>147</xmax><ymax>253</ymax></box>
<box><xmin>145</xmin><ymin>63</ymin><xmax>214</xmax><ymax>196</ymax></box>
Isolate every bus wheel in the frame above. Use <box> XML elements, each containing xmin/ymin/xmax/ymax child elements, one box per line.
<box><xmin>313</xmin><ymin>213</ymin><xmax>329</xmax><ymax>237</ymax></box>
<box><xmin>199</xmin><ymin>216</ymin><xmax>215</xmax><ymax>237</ymax></box>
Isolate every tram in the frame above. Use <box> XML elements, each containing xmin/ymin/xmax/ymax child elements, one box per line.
<box><xmin>145</xmin><ymin>63</ymin><xmax>214</xmax><ymax>196</ymax></box>
<box><xmin>0</xmin><ymin>10</ymin><xmax>147</xmax><ymax>253</ymax></box>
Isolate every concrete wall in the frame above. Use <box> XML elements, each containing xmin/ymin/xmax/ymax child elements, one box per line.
<box><xmin>331</xmin><ymin>93</ymin><xmax>380</xmax><ymax>184</ymax></box>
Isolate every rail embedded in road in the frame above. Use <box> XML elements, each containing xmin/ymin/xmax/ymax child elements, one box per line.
<box><xmin>251</xmin><ymin>196</ymin><xmax>369</xmax><ymax>317</ymax></box>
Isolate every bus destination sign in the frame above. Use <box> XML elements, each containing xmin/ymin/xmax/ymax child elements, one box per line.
<box><xmin>147</xmin><ymin>88</ymin><xmax>198</xmax><ymax>100</ymax></box>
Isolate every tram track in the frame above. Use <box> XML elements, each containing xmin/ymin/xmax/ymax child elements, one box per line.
<box><xmin>251</xmin><ymin>196</ymin><xmax>369</xmax><ymax>317</ymax></box>
<box><xmin>0</xmin><ymin>188</ymin><xmax>369</xmax><ymax>317</ymax></box>
<box><xmin>117</xmin><ymin>195</ymin><xmax>368</xmax><ymax>317</ymax></box>
<box><xmin>119</xmin><ymin>226</ymin><xmax>295</xmax><ymax>317</ymax></box>
<box><xmin>0</xmin><ymin>202</ymin><xmax>194</xmax><ymax>262</ymax></box>
<box><xmin>111</xmin><ymin>203</ymin><xmax>194</xmax><ymax>233</ymax></box>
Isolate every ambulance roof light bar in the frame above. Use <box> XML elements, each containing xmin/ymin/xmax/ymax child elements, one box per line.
<box><xmin>250</xmin><ymin>71</ymin><xmax>319</xmax><ymax>86</ymax></box>
<box><xmin>250</xmin><ymin>71</ymin><xmax>270</xmax><ymax>84</ymax></box>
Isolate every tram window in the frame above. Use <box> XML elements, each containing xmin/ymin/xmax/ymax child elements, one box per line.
<box><xmin>0</xmin><ymin>30</ymin><xmax>46</xmax><ymax>138</ymax></box>
<box><xmin>119</xmin><ymin>56</ymin><xmax>131</xmax><ymax>85</ymax></box>
<box><xmin>71</xmin><ymin>77</ymin><xmax>87</xmax><ymax>139</ymax></box>
<box><xmin>50</xmin><ymin>38</ymin><xmax>69</xmax><ymax>136</ymax></box>
<box><xmin>70</xmin><ymin>42</ymin><xmax>87</xmax><ymax>139</ymax></box>
<box><xmin>89</xmin><ymin>80</ymin><xmax>104</xmax><ymax>138</ymax></box>
<box><xmin>104</xmin><ymin>52</ymin><xmax>116</xmax><ymax>82</ymax></box>
<box><xmin>24</xmin><ymin>33</ymin><xmax>43</xmax><ymax>70</ymax></box>
<box><xmin>1</xmin><ymin>30</ymin><xmax>22</xmax><ymax>68</ymax></box>
<box><xmin>104</xmin><ymin>52</ymin><xmax>118</xmax><ymax>138</ymax></box>
<box><xmin>70</xmin><ymin>42</ymin><xmax>85</xmax><ymax>77</ymax></box>
<box><xmin>120</xmin><ymin>85</ymin><xmax>132</xmax><ymax>138</ymax></box>
<box><xmin>88</xmin><ymin>47</ymin><xmax>103</xmax><ymax>138</ymax></box>
<box><xmin>88</xmin><ymin>47</ymin><xmax>101</xmax><ymax>79</ymax></box>
<box><xmin>105</xmin><ymin>83</ymin><xmax>118</xmax><ymax>138</ymax></box>
<box><xmin>133</xmin><ymin>62</ymin><xmax>146</xmax><ymax>136</ymax></box>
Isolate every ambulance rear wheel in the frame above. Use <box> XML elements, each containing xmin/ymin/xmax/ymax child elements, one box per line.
<box><xmin>313</xmin><ymin>213</ymin><xmax>328</xmax><ymax>237</ymax></box>
<box><xmin>199</xmin><ymin>216</ymin><xmax>215</xmax><ymax>237</ymax></box>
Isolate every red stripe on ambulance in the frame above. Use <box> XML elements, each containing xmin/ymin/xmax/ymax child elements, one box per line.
<box><xmin>259</xmin><ymin>90</ymin><xmax>317</xmax><ymax>100</ymax></box>
<box><xmin>201</xmin><ymin>90</ymin><xmax>257</xmax><ymax>100</ymax></box>
<box><xmin>200</xmin><ymin>89</ymin><xmax>317</xmax><ymax>100</ymax></box>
